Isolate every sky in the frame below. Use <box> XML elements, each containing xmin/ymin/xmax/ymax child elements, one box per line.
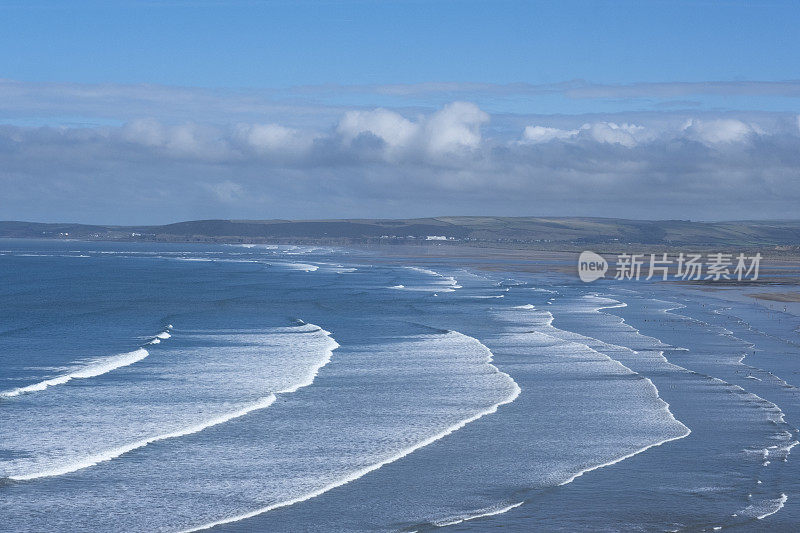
<box><xmin>1</xmin><ymin>0</ymin><xmax>799</xmax><ymax>224</ymax></box>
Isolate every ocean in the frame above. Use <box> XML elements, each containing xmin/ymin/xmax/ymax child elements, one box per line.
<box><xmin>1</xmin><ymin>239</ymin><xmax>799</xmax><ymax>531</ymax></box>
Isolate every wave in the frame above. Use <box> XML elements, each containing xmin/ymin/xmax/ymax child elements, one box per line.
<box><xmin>403</xmin><ymin>267</ymin><xmax>461</xmax><ymax>291</ymax></box>
<box><xmin>276</xmin><ymin>325</ymin><xmax>339</xmax><ymax>394</ymax></box>
<box><xmin>406</xmin><ymin>266</ymin><xmax>440</xmax><ymax>277</ymax></box>
<box><xmin>5</xmin><ymin>323</ymin><xmax>338</xmax><ymax>482</ymax></box>
<box><xmin>589</xmin><ymin>293</ymin><xmax>798</xmax><ymax>522</ymax></box>
<box><xmin>735</xmin><ymin>493</ymin><xmax>788</xmax><ymax>520</ymax></box>
<box><xmin>1</xmin><ymin>326</ymin><xmax>174</xmax><ymax>399</ymax></box>
<box><xmin>282</xmin><ymin>262</ymin><xmax>318</xmax><ymax>272</ymax></box>
<box><xmin>2</xmin><ymin>348</ymin><xmax>148</xmax><ymax>398</ymax></box>
<box><xmin>500</xmin><ymin>300</ymin><xmax>692</xmax><ymax>492</ymax></box>
<box><xmin>8</xmin><ymin>395</ymin><xmax>277</xmax><ymax>481</ymax></box>
<box><xmin>181</xmin><ymin>330</ymin><xmax>520</xmax><ymax>532</ymax></box>
<box><xmin>432</xmin><ymin>501</ymin><xmax>524</xmax><ymax>527</ymax></box>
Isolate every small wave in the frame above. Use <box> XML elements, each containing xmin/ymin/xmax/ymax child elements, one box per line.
<box><xmin>1</xmin><ymin>348</ymin><xmax>149</xmax><ymax>398</ymax></box>
<box><xmin>432</xmin><ymin>502</ymin><xmax>524</xmax><ymax>527</ymax></box>
<box><xmin>735</xmin><ymin>493</ymin><xmax>787</xmax><ymax>520</ymax></box>
<box><xmin>278</xmin><ymin>262</ymin><xmax>319</xmax><ymax>272</ymax></box>
<box><xmin>8</xmin><ymin>395</ymin><xmax>278</xmax><ymax>481</ymax></box>
<box><xmin>513</xmin><ymin>304</ymin><xmax>535</xmax><ymax>309</ymax></box>
<box><xmin>1</xmin><ymin>326</ymin><xmax>173</xmax><ymax>398</ymax></box>
<box><xmin>181</xmin><ymin>330</ymin><xmax>520</xmax><ymax>533</ymax></box>
<box><xmin>276</xmin><ymin>326</ymin><xmax>339</xmax><ymax>394</ymax></box>
<box><xmin>406</xmin><ymin>266</ymin><xmax>440</xmax><ymax>276</ymax></box>
<box><xmin>7</xmin><ymin>323</ymin><xmax>338</xmax><ymax>481</ymax></box>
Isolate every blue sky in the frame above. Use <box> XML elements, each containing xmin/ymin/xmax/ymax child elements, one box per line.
<box><xmin>1</xmin><ymin>0</ymin><xmax>799</xmax><ymax>223</ymax></box>
<box><xmin>3</xmin><ymin>0</ymin><xmax>798</xmax><ymax>88</ymax></box>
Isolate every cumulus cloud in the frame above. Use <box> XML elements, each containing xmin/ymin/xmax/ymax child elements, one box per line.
<box><xmin>680</xmin><ymin>118</ymin><xmax>762</xmax><ymax>145</ymax></box>
<box><xmin>121</xmin><ymin>119</ymin><xmax>233</xmax><ymax>160</ymax></box>
<box><xmin>421</xmin><ymin>101</ymin><xmax>489</xmax><ymax>153</ymax></box>
<box><xmin>337</xmin><ymin>108</ymin><xmax>417</xmax><ymax>149</ymax></box>
<box><xmin>235</xmin><ymin>123</ymin><xmax>315</xmax><ymax>156</ymax></box>
<box><xmin>522</xmin><ymin>125</ymin><xmax>579</xmax><ymax>143</ymax></box>
<box><xmin>1</xmin><ymin>89</ymin><xmax>799</xmax><ymax>223</ymax></box>
<box><xmin>335</xmin><ymin>102</ymin><xmax>488</xmax><ymax>160</ymax></box>
<box><xmin>521</xmin><ymin>122</ymin><xmax>647</xmax><ymax>147</ymax></box>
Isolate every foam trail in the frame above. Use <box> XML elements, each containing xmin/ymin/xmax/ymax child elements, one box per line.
<box><xmin>7</xmin><ymin>323</ymin><xmax>337</xmax><ymax>481</ymax></box>
<box><xmin>509</xmin><ymin>301</ymin><xmax>691</xmax><ymax>490</ymax></box>
<box><xmin>735</xmin><ymin>493</ymin><xmax>788</xmax><ymax>520</ymax></box>
<box><xmin>406</xmin><ymin>266</ymin><xmax>440</xmax><ymax>276</ymax></box>
<box><xmin>433</xmin><ymin>502</ymin><xmax>524</xmax><ymax>527</ymax></box>
<box><xmin>9</xmin><ymin>395</ymin><xmax>277</xmax><ymax>481</ymax></box>
<box><xmin>1</xmin><ymin>348</ymin><xmax>149</xmax><ymax>398</ymax></box>
<box><xmin>557</xmin><ymin>411</ymin><xmax>689</xmax><ymax>487</ymax></box>
<box><xmin>1</xmin><ymin>326</ymin><xmax>173</xmax><ymax>398</ymax></box>
<box><xmin>277</xmin><ymin>326</ymin><xmax>339</xmax><ymax>394</ymax></box>
<box><xmin>181</xmin><ymin>331</ymin><xmax>520</xmax><ymax>533</ymax></box>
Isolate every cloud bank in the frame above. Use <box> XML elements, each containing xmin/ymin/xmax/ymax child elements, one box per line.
<box><xmin>1</xmin><ymin>79</ymin><xmax>799</xmax><ymax>223</ymax></box>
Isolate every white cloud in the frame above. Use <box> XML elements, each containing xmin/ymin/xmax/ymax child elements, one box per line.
<box><xmin>121</xmin><ymin>119</ymin><xmax>232</xmax><ymax>159</ymax></box>
<box><xmin>681</xmin><ymin>118</ymin><xmax>759</xmax><ymax>145</ymax></box>
<box><xmin>336</xmin><ymin>108</ymin><xmax>418</xmax><ymax>149</ymax></box>
<box><xmin>521</xmin><ymin>125</ymin><xmax>579</xmax><ymax>143</ymax></box>
<box><xmin>121</xmin><ymin>118</ymin><xmax>167</xmax><ymax>147</ymax></box>
<box><xmin>578</xmin><ymin>122</ymin><xmax>645</xmax><ymax>147</ymax></box>
<box><xmin>335</xmin><ymin>101</ymin><xmax>488</xmax><ymax>159</ymax></box>
<box><xmin>521</xmin><ymin>121</ymin><xmax>645</xmax><ymax>147</ymax></box>
<box><xmin>422</xmin><ymin>101</ymin><xmax>489</xmax><ymax>153</ymax></box>
<box><xmin>235</xmin><ymin>123</ymin><xmax>314</xmax><ymax>155</ymax></box>
<box><xmin>2</xmin><ymin>99</ymin><xmax>800</xmax><ymax>223</ymax></box>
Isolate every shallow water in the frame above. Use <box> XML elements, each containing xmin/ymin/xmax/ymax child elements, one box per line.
<box><xmin>1</xmin><ymin>240</ymin><xmax>798</xmax><ymax>531</ymax></box>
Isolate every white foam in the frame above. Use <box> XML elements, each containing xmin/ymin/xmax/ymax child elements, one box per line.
<box><xmin>277</xmin><ymin>262</ymin><xmax>318</xmax><ymax>272</ymax></box>
<box><xmin>493</xmin><ymin>300</ymin><xmax>692</xmax><ymax>492</ymax></box>
<box><xmin>276</xmin><ymin>328</ymin><xmax>339</xmax><ymax>394</ymax></box>
<box><xmin>9</xmin><ymin>395</ymin><xmax>278</xmax><ymax>481</ymax></box>
<box><xmin>406</xmin><ymin>266</ymin><xmax>440</xmax><ymax>277</ymax></box>
<box><xmin>1</xmin><ymin>325</ymin><xmax>176</xmax><ymax>398</ymax></box>
<box><xmin>433</xmin><ymin>502</ymin><xmax>524</xmax><ymax>527</ymax></box>
<box><xmin>736</xmin><ymin>493</ymin><xmax>787</xmax><ymax>520</ymax></box>
<box><xmin>181</xmin><ymin>331</ymin><xmax>520</xmax><ymax>532</ymax></box>
<box><xmin>5</xmin><ymin>323</ymin><xmax>338</xmax><ymax>482</ymax></box>
<box><xmin>1</xmin><ymin>348</ymin><xmax>150</xmax><ymax>398</ymax></box>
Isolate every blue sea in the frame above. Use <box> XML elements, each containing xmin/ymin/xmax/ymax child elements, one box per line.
<box><xmin>1</xmin><ymin>239</ymin><xmax>799</xmax><ymax>531</ymax></box>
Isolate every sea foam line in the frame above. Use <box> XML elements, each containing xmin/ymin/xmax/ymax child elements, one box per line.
<box><xmin>181</xmin><ymin>331</ymin><xmax>521</xmax><ymax>533</ymax></box>
<box><xmin>8</xmin><ymin>323</ymin><xmax>337</xmax><ymax>482</ymax></box>
<box><xmin>509</xmin><ymin>301</ymin><xmax>691</xmax><ymax>490</ymax></box>
<box><xmin>0</xmin><ymin>327</ymin><xmax>173</xmax><ymax>399</ymax></box>
<box><xmin>8</xmin><ymin>395</ymin><xmax>277</xmax><ymax>481</ymax></box>
<box><xmin>433</xmin><ymin>502</ymin><xmax>524</xmax><ymax>527</ymax></box>
<box><xmin>734</xmin><ymin>493</ymin><xmax>788</xmax><ymax>520</ymax></box>
<box><xmin>593</xmin><ymin>294</ymin><xmax>797</xmax><ymax>522</ymax></box>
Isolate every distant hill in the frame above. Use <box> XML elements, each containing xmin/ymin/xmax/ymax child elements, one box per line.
<box><xmin>2</xmin><ymin>217</ymin><xmax>800</xmax><ymax>250</ymax></box>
